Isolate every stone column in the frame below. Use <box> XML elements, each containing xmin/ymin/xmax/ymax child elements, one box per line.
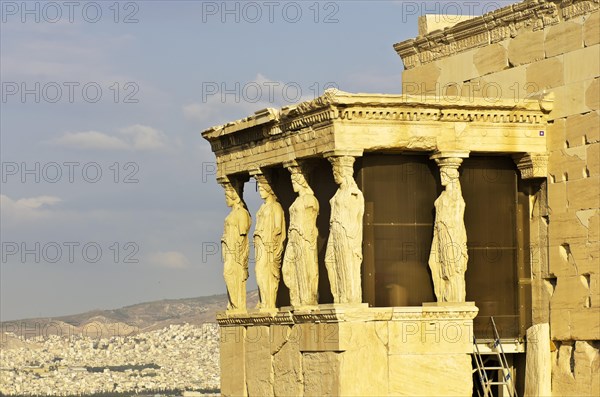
<box><xmin>324</xmin><ymin>150</ymin><xmax>365</xmax><ymax>304</ymax></box>
<box><xmin>428</xmin><ymin>151</ymin><xmax>469</xmax><ymax>303</ymax></box>
<box><xmin>218</xmin><ymin>176</ymin><xmax>251</xmax><ymax>312</ymax></box>
<box><xmin>281</xmin><ymin>160</ymin><xmax>319</xmax><ymax>307</ymax></box>
<box><xmin>250</xmin><ymin>168</ymin><xmax>286</xmax><ymax>310</ymax></box>
<box><xmin>524</xmin><ymin>323</ymin><xmax>551</xmax><ymax>397</ymax></box>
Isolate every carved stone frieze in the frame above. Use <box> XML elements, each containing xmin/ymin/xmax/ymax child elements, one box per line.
<box><xmin>216</xmin><ymin>303</ymin><xmax>479</xmax><ymax>326</ymax></box>
<box><xmin>393</xmin><ymin>0</ymin><xmax>568</xmax><ymax>68</ymax></box>
<box><xmin>216</xmin><ymin>310</ymin><xmax>294</xmax><ymax>326</ymax></box>
<box><xmin>561</xmin><ymin>0</ymin><xmax>599</xmax><ymax>19</ymax></box>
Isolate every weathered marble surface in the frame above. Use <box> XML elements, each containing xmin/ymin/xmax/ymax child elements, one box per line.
<box><xmin>325</xmin><ymin>155</ymin><xmax>365</xmax><ymax>304</ymax></box>
<box><xmin>221</xmin><ymin>179</ymin><xmax>251</xmax><ymax>311</ymax></box>
<box><xmin>253</xmin><ymin>172</ymin><xmax>286</xmax><ymax>310</ymax></box>
<box><xmin>220</xmin><ymin>326</ymin><xmax>247</xmax><ymax>397</ymax></box>
<box><xmin>282</xmin><ymin>163</ymin><xmax>319</xmax><ymax>307</ymax></box>
<box><xmin>245</xmin><ymin>325</ymin><xmax>274</xmax><ymax>397</ymax></box>
<box><xmin>217</xmin><ymin>304</ymin><xmax>478</xmax><ymax>397</ymax></box>
<box><xmin>429</xmin><ymin>155</ymin><xmax>468</xmax><ymax>303</ymax></box>
<box><xmin>524</xmin><ymin>323</ymin><xmax>551</xmax><ymax>397</ymax></box>
<box><xmin>271</xmin><ymin>325</ymin><xmax>303</xmax><ymax>397</ymax></box>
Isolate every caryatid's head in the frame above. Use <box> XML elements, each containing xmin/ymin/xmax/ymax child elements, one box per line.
<box><xmin>329</xmin><ymin>156</ymin><xmax>356</xmax><ymax>186</ymax></box>
<box><xmin>435</xmin><ymin>157</ymin><xmax>463</xmax><ymax>188</ymax></box>
<box><xmin>221</xmin><ymin>179</ymin><xmax>244</xmax><ymax>208</ymax></box>
<box><xmin>440</xmin><ymin>167</ymin><xmax>460</xmax><ymax>187</ymax></box>
<box><xmin>287</xmin><ymin>164</ymin><xmax>312</xmax><ymax>194</ymax></box>
<box><xmin>254</xmin><ymin>174</ymin><xmax>276</xmax><ymax>201</ymax></box>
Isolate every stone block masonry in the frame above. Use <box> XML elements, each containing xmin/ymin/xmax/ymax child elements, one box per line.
<box><xmin>217</xmin><ymin>304</ymin><xmax>478</xmax><ymax>397</ymax></box>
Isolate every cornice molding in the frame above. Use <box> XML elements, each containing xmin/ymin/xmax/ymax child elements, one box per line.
<box><xmin>393</xmin><ymin>0</ymin><xmax>597</xmax><ymax>70</ymax></box>
<box><xmin>202</xmin><ymin>90</ymin><xmax>550</xmax><ymax>156</ymax></box>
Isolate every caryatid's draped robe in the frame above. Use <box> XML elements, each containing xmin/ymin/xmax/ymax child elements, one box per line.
<box><xmin>428</xmin><ymin>179</ymin><xmax>468</xmax><ymax>302</ymax></box>
<box><xmin>254</xmin><ymin>199</ymin><xmax>286</xmax><ymax>309</ymax></box>
<box><xmin>222</xmin><ymin>204</ymin><xmax>251</xmax><ymax>310</ymax></box>
<box><xmin>282</xmin><ymin>194</ymin><xmax>319</xmax><ymax>306</ymax></box>
<box><xmin>325</xmin><ymin>179</ymin><xmax>365</xmax><ymax>304</ymax></box>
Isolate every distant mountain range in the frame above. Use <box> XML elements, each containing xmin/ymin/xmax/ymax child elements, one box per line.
<box><xmin>1</xmin><ymin>291</ymin><xmax>259</xmax><ymax>339</ymax></box>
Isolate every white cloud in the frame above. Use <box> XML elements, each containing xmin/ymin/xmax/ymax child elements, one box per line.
<box><xmin>49</xmin><ymin>125</ymin><xmax>172</xmax><ymax>152</ymax></box>
<box><xmin>147</xmin><ymin>251</ymin><xmax>190</xmax><ymax>269</ymax></box>
<box><xmin>14</xmin><ymin>196</ymin><xmax>62</xmax><ymax>209</ymax></box>
<box><xmin>1</xmin><ymin>194</ymin><xmax>62</xmax><ymax>210</ymax></box>
<box><xmin>0</xmin><ymin>194</ymin><xmax>62</xmax><ymax>222</ymax></box>
<box><xmin>120</xmin><ymin>124</ymin><xmax>168</xmax><ymax>151</ymax></box>
<box><xmin>51</xmin><ymin>131</ymin><xmax>130</xmax><ymax>150</ymax></box>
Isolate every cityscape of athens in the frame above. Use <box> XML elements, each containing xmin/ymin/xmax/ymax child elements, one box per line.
<box><xmin>1</xmin><ymin>0</ymin><xmax>599</xmax><ymax>396</ymax></box>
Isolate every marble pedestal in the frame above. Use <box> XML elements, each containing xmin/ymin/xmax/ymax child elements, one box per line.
<box><xmin>217</xmin><ymin>303</ymin><xmax>478</xmax><ymax>397</ymax></box>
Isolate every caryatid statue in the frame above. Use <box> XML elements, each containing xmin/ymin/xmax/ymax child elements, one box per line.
<box><xmin>252</xmin><ymin>170</ymin><xmax>286</xmax><ymax>310</ymax></box>
<box><xmin>325</xmin><ymin>155</ymin><xmax>365</xmax><ymax>304</ymax></box>
<box><xmin>428</xmin><ymin>155</ymin><xmax>469</xmax><ymax>302</ymax></box>
<box><xmin>219</xmin><ymin>177</ymin><xmax>251</xmax><ymax>311</ymax></box>
<box><xmin>282</xmin><ymin>161</ymin><xmax>319</xmax><ymax>307</ymax></box>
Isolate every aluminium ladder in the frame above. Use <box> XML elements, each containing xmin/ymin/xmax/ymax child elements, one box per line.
<box><xmin>473</xmin><ymin>317</ymin><xmax>518</xmax><ymax>397</ymax></box>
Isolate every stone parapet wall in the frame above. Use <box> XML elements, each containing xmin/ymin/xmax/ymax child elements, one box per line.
<box><xmin>217</xmin><ymin>304</ymin><xmax>478</xmax><ymax>397</ymax></box>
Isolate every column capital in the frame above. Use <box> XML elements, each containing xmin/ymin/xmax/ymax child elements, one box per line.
<box><xmin>283</xmin><ymin>159</ymin><xmax>316</xmax><ymax>174</ymax></box>
<box><xmin>283</xmin><ymin>160</ymin><xmax>299</xmax><ymax>169</ymax></box>
<box><xmin>429</xmin><ymin>150</ymin><xmax>470</xmax><ymax>161</ymax></box>
<box><xmin>216</xmin><ymin>175</ymin><xmax>231</xmax><ymax>186</ymax></box>
<box><xmin>513</xmin><ymin>152</ymin><xmax>548</xmax><ymax>179</ymax></box>
<box><xmin>323</xmin><ymin>149</ymin><xmax>364</xmax><ymax>159</ymax></box>
<box><xmin>430</xmin><ymin>151</ymin><xmax>469</xmax><ymax>170</ymax></box>
<box><xmin>218</xmin><ymin>174</ymin><xmax>249</xmax><ymax>185</ymax></box>
<box><xmin>217</xmin><ymin>176</ymin><xmax>248</xmax><ymax>203</ymax></box>
<box><xmin>250</xmin><ymin>168</ymin><xmax>278</xmax><ymax>190</ymax></box>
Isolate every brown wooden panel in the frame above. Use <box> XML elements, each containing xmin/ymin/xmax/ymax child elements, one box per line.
<box><xmin>461</xmin><ymin>157</ymin><xmax>523</xmax><ymax>339</ymax></box>
<box><xmin>357</xmin><ymin>154</ymin><xmax>439</xmax><ymax>307</ymax></box>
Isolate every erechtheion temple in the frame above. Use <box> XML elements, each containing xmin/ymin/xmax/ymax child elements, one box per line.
<box><xmin>202</xmin><ymin>0</ymin><xmax>599</xmax><ymax>395</ymax></box>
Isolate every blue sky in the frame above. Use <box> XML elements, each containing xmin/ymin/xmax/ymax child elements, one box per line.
<box><xmin>0</xmin><ymin>0</ymin><xmax>505</xmax><ymax>321</ymax></box>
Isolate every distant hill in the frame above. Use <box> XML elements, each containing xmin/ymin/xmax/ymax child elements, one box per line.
<box><xmin>1</xmin><ymin>290</ymin><xmax>259</xmax><ymax>339</ymax></box>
